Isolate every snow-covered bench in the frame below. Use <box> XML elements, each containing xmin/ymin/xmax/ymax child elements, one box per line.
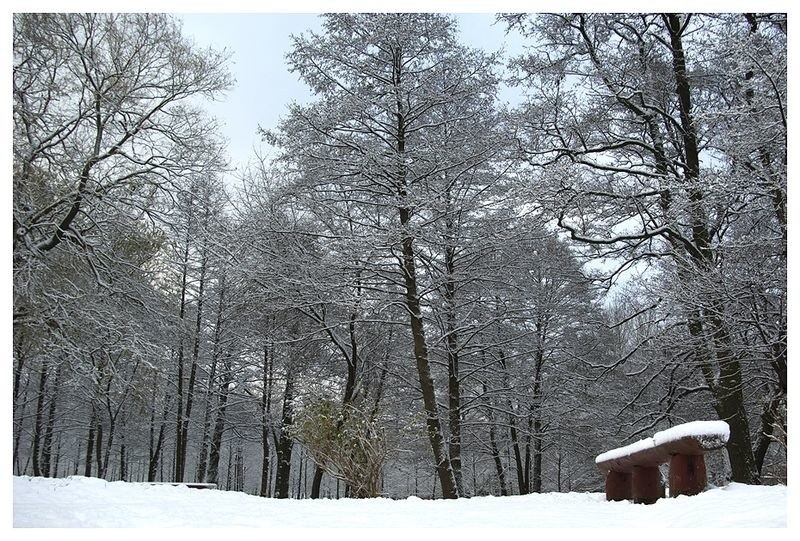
<box><xmin>595</xmin><ymin>420</ymin><xmax>729</xmax><ymax>504</ymax></box>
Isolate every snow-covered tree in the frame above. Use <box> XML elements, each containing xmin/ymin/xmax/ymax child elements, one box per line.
<box><xmin>505</xmin><ymin>12</ymin><xmax>786</xmax><ymax>484</ymax></box>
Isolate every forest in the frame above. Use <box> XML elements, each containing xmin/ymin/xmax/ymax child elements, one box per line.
<box><xmin>12</xmin><ymin>13</ymin><xmax>787</xmax><ymax>500</ymax></box>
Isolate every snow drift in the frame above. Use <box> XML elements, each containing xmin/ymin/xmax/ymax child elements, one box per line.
<box><xmin>13</xmin><ymin>475</ymin><xmax>786</xmax><ymax>528</ymax></box>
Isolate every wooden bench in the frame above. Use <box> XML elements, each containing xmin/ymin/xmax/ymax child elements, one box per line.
<box><xmin>595</xmin><ymin>420</ymin><xmax>729</xmax><ymax>504</ymax></box>
<box><xmin>144</xmin><ymin>482</ymin><xmax>217</xmax><ymax>490</ymax></box>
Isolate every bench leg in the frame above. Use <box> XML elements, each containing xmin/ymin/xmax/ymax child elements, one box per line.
<box><xmin>605</xmin><ymin>470</ymin><xmax>632</xmax><ymax>501</ymax></box>
<box><xmin>669</xmin><ymin>453</ymin><xmax>706</xmax><ymax>497</ymax></box>
<box><xmin>631</xmin><ymin>465</ymin><xmax>661</xmax><ymax>504</ymax></box>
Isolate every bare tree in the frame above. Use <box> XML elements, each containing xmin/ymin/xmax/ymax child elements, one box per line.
<box><xmin>267</xmin><ymin>13</ymin><xmax>510</xmax><ymax>499</ymax></box>
<box><xmin>505</xmin><ymin>12</ymin><xmax>786</xmax><ymax>484</ymax></box>
<box><xmin>12</xmin><ymin>12</ymin><xmax>231</xmax><ymax>481</ymax></box>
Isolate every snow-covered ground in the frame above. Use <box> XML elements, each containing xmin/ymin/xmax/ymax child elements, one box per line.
<box><xmin>12</xmin><ymin>475</ymin><xmax>786</xmax><ymax>528</ymax></box>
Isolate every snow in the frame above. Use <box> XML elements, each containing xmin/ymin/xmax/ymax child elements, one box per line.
<box><xmin>595</xmin><ymin>420</ymin><xmax>730</xmax><ymax>464</ymax></box>
<box><xmin>12</xmin><ymin>475</ymin><xmax>787</xmax><ymax>528</ymax></box>
<box><xmin>595</xmin><ymin>436</ymin><xmax>654</xmax><ymax>464</ymax></box>
<box><xmin>652</xmin><ymin>420</ymin><xmax>730</xmax><ymax>447</ymax></box>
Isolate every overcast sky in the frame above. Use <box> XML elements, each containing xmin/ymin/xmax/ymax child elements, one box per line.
<box><xmin>178</xmin><ymin>13</ymin><xmax>525</xmax><ymax>170</ymax></box>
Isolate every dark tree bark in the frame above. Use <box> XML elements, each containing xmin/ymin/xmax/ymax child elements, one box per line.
<box><xmin>31</xmin><ymin>358</ymin><xmax>49</xmax><ymax>477</ymax></box>
<box><xmin>207</xmin><ymin>356</ymin><xmax>232</xmax><ymax>487</ymax></box>
<box><xmin>177</xmin><ymin>241</ymin><xmax>208</xmax><ymax>482</ymax></box>
<box><xmin>197</xmin><ymin>273</ymin><xmax>227</xmax><ymax>483</ymax></box>
<box><xmin>260</xmin><ymin>339</ymin><xmax>274</xmax><ymax>497</ymax></box>
<box><xmin>310</xmin><ymin>466</ymin><xmax>324</xmax><ymax>499</ymax></box>
<box><xmin>393</xmin><ymin>46</ymin><xmax>458</xmax><ymax>499</ymax></box>
<box><xmin>119</xmin><ymin>441</ymin><xmax>127</xmax><ymax>482</ymax></box>
<box><xmin>94</xmin><ymin>422</ymin><xmax>103</xmax><ymax>478</ymax></box>
<box><xmin>530</xmin><ymin>332</ymin><xmax>546</xmax><ymax>493</ymax></box>
<box><xmin>483</xmin><ymin>382</ymin><xmax>509</xmax><ymax>496</ymax></box>
<box><xmin>273</xmin><ymin>364</ymin><xmax>295</xmax><ymax>499</ymax></box>
<box><xmin>13</xmin><ymin>353</ymin><xmax>30</xmax><ymax>475</ymax></box>
<box><xmin>12</xmin><ymin>329</ymin><xmax>27</xmax><ymax>413</ymax></box>
<box><xmin>754</xmin><ymin>394</ymin><xmax>783</xmax><ymax>474</ymax></box>
<box><xmin>443</xmin><ymin>226</ymin><xmax>464</xmax><ymax>495</ymax></box>
<box><xmin>173</xmin><ymin>215</ymin><xmax>191</xmax><ymax>482</ymax></box>
<box><xmin>531</xmin><ymin>418</ymin><xmax>543</xmax><ymax>493</ymax></box>
<box><xmin>83</xmin><ymin>405</ymin><xmax>98</xmax><ymax>477</ymax></box>
<box><xmin>296</xmin><ymin>448</ymin><xmax>306</xmax><ymax>498</ymax></box>
<box><xmin>40</xmin><ymin>360</ymin><xmax>64</xmax><ymax>477</ymax></box>
<box><xmin>498</xmin><ymin>350</ymin><xmax>528</xmax><ymax>495</ymax></box>
<box><xmin>664</xmin><ymin>13</ymin><xmax>758</xmax><ymax>484</ymax></box>
<box><xmin>400</xmin><ymin>227</ymin><xmax>459</xmax><ymax>499</ymax></box>
<box><xmin>148</xmin><ymin>377</ymin><xmax>171</xmax><ymax>482</ymax></box>
<box><xmin>509</xmin><ymin>407</ymin><xmax>527</xmax><ymax>495</ymax></box>
<box><xmin>12</xmin><ymin>328</ymin><xmax>30</xmax><ymax>473</ymax></box>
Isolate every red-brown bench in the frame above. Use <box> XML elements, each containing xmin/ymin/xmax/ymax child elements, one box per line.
<box><xmin>595</xmin><ymin>420</ymin><xmax>729</xmax><ymax>504</ymax></box>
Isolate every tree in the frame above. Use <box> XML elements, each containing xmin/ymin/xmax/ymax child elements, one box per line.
<box><xmin>13</xmin><ymin>13</ymin><xmax>230</xmax><ymax>262</ymax></box>
<box><xmin>168</xmin><ymin>173</ymin><xmax>228</xmax><ymax>482</ymax></box>
<box><xmin>505</xmin><ymin>12</ymin><xmax>786</xmax><ymax>484</ymax></box>
<box><xmin>12</xmin><ymin>12</ymin><xmax>232</xmax><ymax>482</ymax></box>
<box><xmin>267</xmin><ymin>13</ymin><xmax>506</xmax><ymax>499</ymax></box>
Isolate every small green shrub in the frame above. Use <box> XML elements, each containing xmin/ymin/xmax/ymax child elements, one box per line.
<box><xmin>292</xmin><ymin>398</ymin><xmax>387</xmax><ymax>498</ymax></box>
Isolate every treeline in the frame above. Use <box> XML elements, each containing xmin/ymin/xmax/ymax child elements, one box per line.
<box><xmin>12</xmin><ymin>13</ymin><xmax>786</xmax><ymax>499</ymax></box>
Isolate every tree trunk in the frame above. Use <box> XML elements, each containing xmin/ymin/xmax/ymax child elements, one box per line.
<box><xmin>260</xmin><ymin>339</ymin><xmax>274</xmax><ymax>497</ymax></box>
<box><xmin>483</xmin><ymin>382</ymin><xmax>509</xmax><ymax>496</ymax></box>
<box><xmin>207</xmin><ymin>356</ymin><xmax>232</xmax><ymax>487</ymax></box>
<box><xmin>296</xmin><ymin>448</ymin><xmax>305</xmax><ymax>498</ymax></box>
<box><xmin>148</xmin><ymin>382</ymin><xmax>171</xmax><ymax>482</ymax></box>
<box><xmin>119</xmin><ymin>441</ymin><xmax>127</xmax><ymax>482</ymax></box>
<box><xmin>12</xmin><ymin>329</ymin><xmax>27</xmax><ymax>415</ymax></box>
<box><xmin>99</xmin><ymin>407</ymin><xmax>116</xmax><ymax>479</ymax></box>
<box><xmin>754</xmin><ymin>394</ymin><xmax>783</xmax><ymax>474</ymax></box>
<box><xmin>273</xmin><ymin>365</ymin><xmax>295</xmax><ymax>499</ymax></box>
<box><xmin>31</xmin><ymin>358</ymin><xmax>49</xmax><ymax>477</ymax></box>
<box><xmin>178</xmin><ymin>245</ymin><xmax>208</xmax><ymax>482</ymax></box>
<box><xmin>83</xmin><ymin>405</ymin><xmax>97</xmax><ymax>477</ymax></box>
<box><xmin>665</xmin><ymin>13</ymin><xmax>758</xmax><ymax>484</ymax></box>
<box><xmin>197</xmin><ymin>273</ymin><xmax>227</xmax><ymax>483</ymax></box>
<box><xmin>233</xmin><ymin>446</ymin><xmax>245</xmax><ymax>492</ymax></box>
<box><xmin>173</xmin><ymin>201</ymin><xmax>194</xmax><ymax>482</ymax></box>
<box><xmin>523</xmin><ymin>430</ymin><xmax>531</xmax><ymax>494</ymax></box>
<box><xmin>40</xmin><ymin>360</ymin><xmax>64</xmax><ymax>477</ymax></box>
<box><xmin>13</xmin><ymin>330</ymin><xmax>30</xmax><ymax>473</ymax></box>
<box><xmin>443</xmin><ymin>232</ymin><xmax>464</xmax><ymax>495</ymax></box>
<box><xmin>498</xmin><ymin>349</ymin><xmax>527</xmax><ymax>496</ymax></box>
<box><xmin>310</xmin><ymin>466</ymin><xmax>325</xmax><ymax>499</ymax></box>
<box><xmin>709</xmin><ymin>313</ymin><xmax>759</xmax><ymax>484</ymax></box>
<box><xmin>94</xmin><ymin>422</ymin><xmax>103</xmax><ymax>478</ymax></box>
<box><xmin>509</xmin><ymin>407</ymin><xmax>526</xmax><ymax>495</ymax></box>
<box><xmin>392</xmin><ymin>43</ymin><xmax>457</xmax><ymax>499</ymax></box>
<box><xmin>530</xmin><ymin>340</ymin><xmax>546</xmax><ymax>493</ymax></box>
<box><xmin>400</xmin><ymin>229</ymin><xmax>458</xmax><ymax>499</ymax></box>
<box><xmin>531</xmin><ymin>418</ymin><xmax>543</xmax><ymax>493</ymax></box>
